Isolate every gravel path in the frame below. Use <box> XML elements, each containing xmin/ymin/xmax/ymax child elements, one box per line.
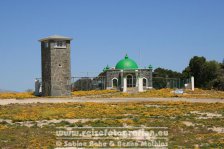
<box><xmin>0</xmin><ymin>97</ymin><xmax>224</xmax><ymax>105</ymax></box>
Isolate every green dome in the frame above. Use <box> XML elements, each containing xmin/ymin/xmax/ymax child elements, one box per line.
<box><xmin>115</xmin><ymin>54</ymin><xmax>138</xmax><ymax>70</ymax></box>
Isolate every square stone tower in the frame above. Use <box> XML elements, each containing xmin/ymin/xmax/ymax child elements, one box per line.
<box><xmin>39</xmin><ymin>35</ymin><xmax>72</xmax><ymax>96</ymax></box>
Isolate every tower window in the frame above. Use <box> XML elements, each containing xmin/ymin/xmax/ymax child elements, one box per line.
<box><xmin>54</xmin><ymin>41</ymin><xmax>66</xmax><ymax>48</ymax></box>
<box><xmin>45</xmin><ymin>42</ymin><xmax>48</xmax><ymax>48</ymax></box>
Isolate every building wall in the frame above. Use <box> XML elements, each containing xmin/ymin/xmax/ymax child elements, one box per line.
<box><xmin>105</xmin><ymin>70</ymin><xmax>120</xmax><ymax>89</ymax></box>
<box><xmin>41</xmin><ymin>41</ymin><xmax>51</xmax><ymax>96</ymax></box>
<box><xmin>41</xmin><ymin>40</ymin><xmax>71</xmax><ymax>96</ymax></box>
<box><xmin>104</xmin><ymin>69</ymin><xmax>153</xmax><ymax>90</ymax></box>
<box><xmin>138</xmin><ymin>69</ymin><xmax>153</xmax><ymax>88</ymax></box>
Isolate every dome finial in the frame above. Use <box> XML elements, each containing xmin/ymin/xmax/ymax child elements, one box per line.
<box><xmin>125</xmin><ymin>54</ymin><xmax>129</xmax><ymax>59</ymax></box>
<box><xmin>103</xmin><ymin>65</ymin><xmax>110</xmax><ymax>72</ymax></box>
<box><xmin>148</xmin><ymin>64</ymin><xmax>153</xmax><ymax>70</ymax></box>
<box><xmin>106</xmin><ymin>65</ymin><xmax>110</xmax><ymax>70</ymax></box>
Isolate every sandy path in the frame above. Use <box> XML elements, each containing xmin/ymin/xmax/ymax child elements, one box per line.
<box><xmin>0</xmin><ymin>97</ymin><xmax>224</xmax><ymax>105</ymax></box>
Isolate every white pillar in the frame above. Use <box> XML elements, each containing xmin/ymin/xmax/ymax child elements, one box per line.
<box><xmin>138</xmin><ymin>77</ymin><xmax>144</xmax><ymax>92</ymax></box>
<box><xmin>191</xmin><ymin>76</ymin><xmax>194</xmax><ymax>91</ymax></box>
<box><xmin>39</xmin><ymin>85</ymin><xmax>42</xmax><ymax>93</ymax></box>
<box><xmin>123</xmin><ymin>77</ymin><xmax>127</xmax><ymax>92</ymax></box>
<box><xmin>120</xmin><ymin>70</ymin><xmax>123</xmax><ymax>89</ymax></box>
<box><xmin>135</xmin><ymin>70</ymin><xmax>138</xmax><ymax>87</ymax></box>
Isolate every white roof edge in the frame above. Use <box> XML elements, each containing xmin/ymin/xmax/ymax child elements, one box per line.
<box><xmin>39</xmin><ymin>35</ymin><xmax>73</xmax><ymax>42</ymax></box>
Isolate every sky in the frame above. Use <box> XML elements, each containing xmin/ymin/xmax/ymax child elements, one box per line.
<box><xmin>0</xmin><ymin>0</ymin><xmax>223</xmax><ymax>91</ymax></box>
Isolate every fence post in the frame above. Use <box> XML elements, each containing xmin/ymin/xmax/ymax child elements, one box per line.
<box><xmin>35</xmin><ymin>79</ymin><xmax>40</xmax><ymax>96</ymax></box>
<box><xmin>191</xmin><ymin>76</ymin><xmax>195</xmax><ymax>91</ymax></box>
<box><xmin>123</xmin><ymin>77</ymin><xmax>127</xmax><ymax>92</ymax></box>
<box><xmin>138</xmin><ymin>77</ymin><xmax>144</xmax><ymax>92</ymax></box>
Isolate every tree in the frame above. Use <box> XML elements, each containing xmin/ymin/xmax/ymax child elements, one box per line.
<box><xmin>209</xmin><ymin>63</ymin><xmax>224</xmax><ymax>90</ymax></box>
<box><xmin>153</xmin><ymin>67</ymin><xmax>183</xmax><ymax>89</ymax></box>
<box><xmin>188</xmin><ymin>56</ymin><xmax>206</xmax><ymax>87</ymax></box>
<box><xmin>183</xmin><ymin>56</ymin><xmax>221</xmax><ymax>89</ymax></box>
<box><xmin>153</xmin><ymin>67</ymin><xmax>183</xmax><ymax>78</ymax></box>
<box><xmin>203</xmin><ymin>61</ymin><xmax>219</xmax><ymax>88</ymax></box>
<box><xmin>182</xmin><ymin>66</ymin><xmax>191</xmax><ymax>78</ymax></box>
<box><xmin>152</xmin><ymin>56</ymin><xmax>223</xmax><ymax>90</ymax></box>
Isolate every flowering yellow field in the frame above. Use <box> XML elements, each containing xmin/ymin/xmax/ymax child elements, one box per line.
<box><xmin>72</xmin><ymin>88</ymin><xmax>224</xmax><ymax>99</ymax></box>
<box><xmin>0</xmin><ymin>101</ymin><xmax>223</xmax><ymax>121</ymax></box>
<box><xmin>72</xmin><ymin>89</ymin><xmax>119</xmax><ymax>97</ymax></box>
<box><xmin>0</xmin><ymin>101</ymin><xmax>224</xmax><ymax>148</ymax></box>
<box><xmin>0</xmin><ymin>92</ymin><xmax>36</xmax><ymax>99</ymax></box>
<box><xmin>0</xmin><ymin>90</ymin><xmax>118</xmax><ymax>99</ymax></box>
<box><xmin>102</xmin><ymin>88</ymin><xmax>224</xmax><ymax>99</ymax></box>
<box><xmin>0</xmin><ymin>88</ymin><xmax>223</xmax><ymax>99</ymax></box>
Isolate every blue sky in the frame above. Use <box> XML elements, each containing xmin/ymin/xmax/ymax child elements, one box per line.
<box><xmin>0</xmin><ymin>0</ymin><xmax>223</xmax><ymax>91</ymax></box>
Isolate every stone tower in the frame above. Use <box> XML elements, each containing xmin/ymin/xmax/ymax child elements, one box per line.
<box><xmin>39</xmin><ymin>35</ymin><xmax>72</xmax><ymax>96</ymax></box>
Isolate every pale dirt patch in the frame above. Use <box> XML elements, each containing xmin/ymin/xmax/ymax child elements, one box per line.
<box><xmin>208</xmin><ymin>127</ymin><xmax>224</xmax><ymax>133</ymax></box>
<box><xmin>0</xmin><ymin>118</ymin><xmax>104</xmax><ymax>128</ymax></box>
<box><xmin>145</xmin><ymin>104</ymin><xmax>166</xmax><ymax>108</ymax></box>
<box><xmin>190</xmin><ymin>111</ymin><xmax>222</xmax><ymax>119</ymax></box>
<box><xmin>182</xmin><ymin>121</ymin><xmax>195</xmax><ymax>127</ymax></box>
<box><xmin>0</xmin><ymin>97</ymin><xmax>224</xmax><ymax>105</ymax></box>
<box><xmin>123</xmin><ymin>114</ymin><xmax>134</xmax><ymax>117</ymax></box>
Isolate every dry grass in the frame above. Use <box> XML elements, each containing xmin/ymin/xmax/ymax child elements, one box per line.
<box><xmin>72</xmin><ymin>89</ymin><xmax>119</xmax><ymax>97</ymax></box>
<box><xmin>0</xmin><ymin>92</ymin><xmax>36</xmax><ymax>99</ymax></box>
<box><xmin>0</xmin><ymin>101</ymin><xmax>224</xmax><ymax>148</ymax></box>
<box><xmin>184</xmin><ymin>88</ymin><xmax>224</xmax><ymax>98</ymax></box>
<box><xmin>102</xmin><ymin>88</ymin><xmax>224</xmax><ymax>99</ymax></box>
<box><xmin>0</xmin><ymin>101</ymin><xmax>223</xmax><ymax>121</ymax></box>
<box><xmin>0</xmin><ymin>88</ymin><xmax>223</xmax><ymax>99</ymax></box>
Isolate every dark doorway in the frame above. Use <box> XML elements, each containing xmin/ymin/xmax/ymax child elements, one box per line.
<box><xmin>112</xmin><ymin>79</ymin><xmax>118</xmax><ymax>88</ymax></box>
<box><xmin>127</xmin><ymin>75</ymin><xmax>133</xmax><ymax>87</ymax></box>
<box><xmin>143</xmin><ymin>78</ymin><xmax>147</xmax><ymax>87</ymax></box>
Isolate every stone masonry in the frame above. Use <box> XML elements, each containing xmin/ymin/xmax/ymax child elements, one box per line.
<box><xmin>39</xmin><ymin>35</ymin><xmax>72</xmax><ymax>96</ymax></box>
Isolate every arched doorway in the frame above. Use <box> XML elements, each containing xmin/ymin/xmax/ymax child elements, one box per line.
<box><xmin>127</xmin><ymin>75</ymin><xmax>133</xmax><ymax>87</ymax></box>
<box><xmin>112</xmin><ymin>78</ymin><xmax>118</xmax><ymax>88</ymax></box>
<box><xmin>143</xmin><ymin>78</ymin><xmax>147</xmax><ymax>87</ymax></box>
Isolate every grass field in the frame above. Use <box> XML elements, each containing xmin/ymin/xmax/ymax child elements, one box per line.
<box><xmin>0</xmin><ymin>92</ymin><xmax>36</xmax><ymax>99</ymax></box>
<box><xmin>0</xmin><ymin>101</ymin><xmax>223</xmax><ymax>148</ymax></box>
<box><xmin>1</xmin><ymin>88</ymin><xmax>224</xmax><ymax>99</ymax></box>
<box><xmin>101</xmin><ymin>88</ymin><xmax>224</xmax><ymax>99</ymax></box>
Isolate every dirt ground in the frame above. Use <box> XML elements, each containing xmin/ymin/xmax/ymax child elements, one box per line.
<box><xmin>0</xmin><ymin>97</ymin><xmax>224</xmax><ymax>105</ymax></box>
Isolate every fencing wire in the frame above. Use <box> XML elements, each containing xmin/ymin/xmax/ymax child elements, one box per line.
<box><xmin>153</xmin><ymin>77</ymin><xmax>191</xmax><ymax>89</ymax></box>
<box><xmin>71</xmin><ymin>76</ymin><xmax>191</xmax><ymax>91</ymax></box>
<box><xmin>71</xmin><ymin>76</ymin><xmax>106</xmax><ymax>91</ymax></box>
